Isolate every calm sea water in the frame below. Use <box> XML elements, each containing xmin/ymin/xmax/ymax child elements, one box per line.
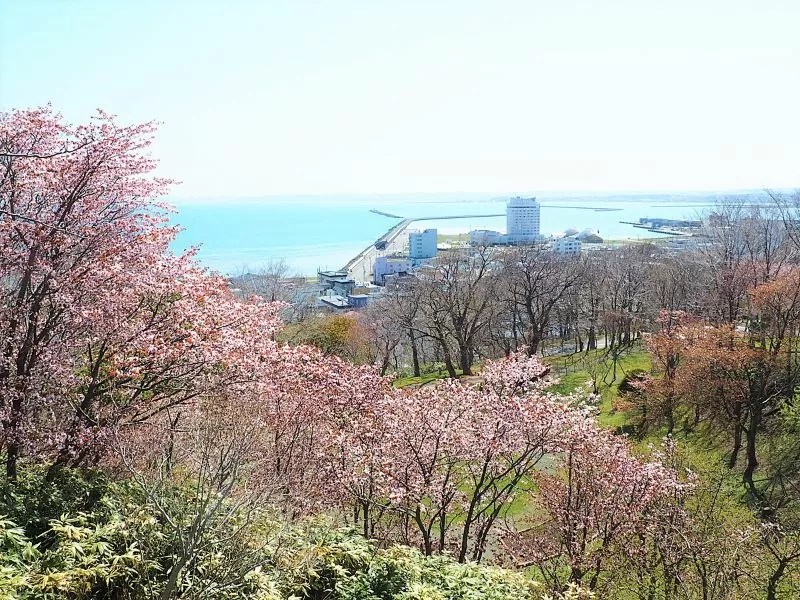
<box><xmin>168</xmin><ymin>193</ymin><xmax>751</xmax><ymax>276</ymax></box>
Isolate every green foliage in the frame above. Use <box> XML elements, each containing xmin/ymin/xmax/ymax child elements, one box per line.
<box><xmin>0</xmin><ymin>467</ymin><xmax>559</xmax><ymax>600</ymax></box>
<box><xmin>0</xmin><ymin>512</ymin><xmax>150</xmax><ymax>599</ymax></box>
<box><xmin>279</xmin><ymin>315</ymin><xmax>361</xmax><ymax>357</ymax></box>
<box><xmin>0</xmin><ymin>466</ymin><xmax>272</xmax><ymax>599</ymax></box>
<box><xmin>3</xmin><ymin>466</ymin><xmax>112</xmax><ymax>541</ymax></box>
<box><xmin>270</xmin><ymin>522</ymin><xmax>543</xmax><ymax>600</ymax></box>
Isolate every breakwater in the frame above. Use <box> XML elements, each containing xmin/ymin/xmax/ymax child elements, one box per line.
<box><xmin>412</xmin><ymin>213</ymin><xmax>504</xmax><ymax>221</ymax></box>
<box><xmin>370</xmin><ymin>209</ymin><xmax>404</xmax><ymax>218</ymax></box>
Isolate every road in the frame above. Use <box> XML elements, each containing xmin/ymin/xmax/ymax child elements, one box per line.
<box><xmin>343</xmin><ymin>218</ymin><xmax>413</xmax><ymax>282</ymax></box>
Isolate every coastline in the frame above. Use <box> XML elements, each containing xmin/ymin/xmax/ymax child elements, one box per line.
<box><xmin>171</xmin><ymin>193</ymin><xmax>748</xmax><ymax>276</ymax></box>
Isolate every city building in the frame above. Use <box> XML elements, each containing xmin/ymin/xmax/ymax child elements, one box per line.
<box><xmin>409</xmin><ymin>228</ymin><xmax>438</xmax><ymax>259</ymax></box>
<box><xmin>346</xmin><ymin>293</ymin><xmax>369</xmax><ymax>308</ymax></box>
<box><xmin>468</xmin><ymin>229</ymin><xmax>506</xmax><ymax>246</ymax></box>
<box><xmin>316</xmin><ymin>286</ymin><xmax>377</xmax><ymax>311</ymax></box>
<box><xmin>373</xmin><ymin>255</ymin><xmax>412</xmax><ymax>285</ymax></box>
<box><xmin>352</xmin><ymin>283</ymin><xmax>383</xmax><ymax>296</ymax></box>
<box><xmin>317</xmin><ymin>269</ymin><xmax>356</xmax><ymax>296</ymax></box>
<box><xmin>506</xmin><ymin>196</ymin><xmax>541</xmax><ymax>243</ymax></box>
<box><xmin>552</xmin><ymin>236</ymin><xmax>582</xmax><ymax>254</ymax></box>
<box><xmin>318</xmin><ymin>294</ymin><xmax>351</xmax><ymax>310</ymax></box>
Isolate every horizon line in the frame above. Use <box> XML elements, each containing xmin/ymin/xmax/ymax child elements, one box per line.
<box><xmin>165</xmin><ymin>187</ymin><xmax>797</xmax><ymax>203</ymax></box>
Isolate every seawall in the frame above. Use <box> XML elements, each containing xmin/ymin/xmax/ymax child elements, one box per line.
<box><xmin>343</xmin><ymin>218</ymin><xmax>413</xmax><ymax>282</ymax></box>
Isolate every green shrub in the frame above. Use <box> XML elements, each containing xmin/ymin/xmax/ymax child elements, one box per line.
<box><xmin>0</xmin><ymin>467</ymin><xmax>564</xmax><ymax>600</ymax></box>
<box><xmin>2</xmin><ymin>465</ymin><xmax>111</xmax><ymax>542</ymax></box>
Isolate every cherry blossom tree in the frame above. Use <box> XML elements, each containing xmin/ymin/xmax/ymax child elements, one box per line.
<box><xmin>503</xmin><ymin>427</ymin><xmax>686</xmax><ymax>594</ymax></box>
<box><xmin>327</xmin><ymin>351</ymin><xmax>583</xmax><ymax>562</ymax></box>
<box><xmin>637</xmin><ymin>310</ymin><xmax>698</xmax><ymax>434</ymax></box>
<box><xmin>0</xmin><ymin>107</ymin><xmax>287</xmax><ymax>480</ymax></box>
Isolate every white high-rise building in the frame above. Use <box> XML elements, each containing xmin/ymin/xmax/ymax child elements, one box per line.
<box><xmin>409</xmin><ymin>228</ymin><xmax>438</xmax><ymax>259</ymax></box>
<box><xmin>506</xmin><ymin>196</ymin><xmax>540</xmax><ymax>243</ymax></box>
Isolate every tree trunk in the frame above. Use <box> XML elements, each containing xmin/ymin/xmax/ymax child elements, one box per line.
<box><xmin>4</xmin><ymin>395</ymin><xmax>21</xmax><ymax>481</ymax></box>
<box><xmin>766</xmin><ymin>559</ymin><xmax>787</xmax><ymax>600</ymax></box>
<box><xmin>379</xmin><ymin>354</ymin><xmax>391</xmax><ymax>376</ymax></box>
<box><xmin>409</xmin><ymin>330</ymin><xmax>421</xmax><ymax>377</ymax></box>
<box><xmin>665</xmin><ymin>405</ymin><xmax>675</xmax><ymax>436</ymax></box>
<box><xmin>743</xmin><ymin>418</ymin><xmax>759</xmax><ymax>498</ymax></box>
<box><xmin>5</xmin><ymin>439</ymin><xmax>18</xmax><ymax>481</ymax></box>
<box><xmin>441</xmin><ymin>342</ymin><xmax>458</xmax><ymax>378</ymax></box>
<box><xmin>458</xmin><ymin>344</ymin><xmax>473</xmax><ymax>376</ymax></box>
<box><xmin>728</xmin><ymin>420</ymin><xmax>742</xmax><ymax>469</ymax></box>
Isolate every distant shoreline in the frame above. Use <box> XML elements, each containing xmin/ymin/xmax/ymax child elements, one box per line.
<box><xmin>171</xmin><ymin>192</ymin><xmax>774</xmax><ymax>276</ymax></box>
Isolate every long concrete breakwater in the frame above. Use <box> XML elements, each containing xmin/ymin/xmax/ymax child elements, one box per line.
<box><xmin>342</xmin><ymin>212</ymin><xmax>506</xmax><ymax>282</ymax></box>
<box><xmin>412</xmin><ymin>213</ymin><xmax>504</xmax><ymax>221</ymax></box>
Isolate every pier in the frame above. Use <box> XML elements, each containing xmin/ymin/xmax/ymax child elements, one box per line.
<box><xmin>370</xmin><ymin>209</ymin><xmax>404</xmax><ymax>218</ymax></box>
<box><xmin>619</xmin><ymin>221</ymin><xmax>692</xmax><ymax>236</ymax></box>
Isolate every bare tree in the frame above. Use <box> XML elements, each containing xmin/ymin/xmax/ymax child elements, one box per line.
<box><xmin>499</xmin><ymin>246</ymin><xmax>586</xmax><ymax>355</ymax></box>
<box><xmin>377</xmin><ymin>277</ymin><xmax>427</xmax><ymax>376</ymax></box>
<box><xmin>415</xmin><ymin>246</ymin><xmax>499</xmax><ymax>376</ymax></box>
<box><xmin>230</xmin><ymin>259</ymin><xmax>316</xmax><ymax>322</ymax></box>
<box><xmin>359</xmin><ymin>303</ymin><xmax>403</xmax><ymax>376</ymax></box>
<box><xmin>115</xmin><ymin>397</ymin><xmax>279</xmax><ymax>600</ymax></box>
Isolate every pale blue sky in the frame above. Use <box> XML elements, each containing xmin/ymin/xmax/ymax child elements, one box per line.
<box><xmin>1</xmin><ymin>0</ymin><xmax>798</xmax><ymax>196</ymax></box>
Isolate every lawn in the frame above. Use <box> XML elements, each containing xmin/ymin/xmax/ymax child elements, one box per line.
<box><xmin>546</xmin><ymin>346</ymin><xmax>652</xmax><ymax>430</ymax></box>
<box><xmin>393</xmin><ymin>369</ymin><xmax>463</xmax><ymax>388</ymax></box>
<box><xmin>546</xmin><ymin>345</ymin><xmax>743</xmax><ymax>490</ymax></box>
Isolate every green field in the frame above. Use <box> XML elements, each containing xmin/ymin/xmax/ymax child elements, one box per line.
<box><xmin>546</xmin><ymin>347</ymin><xmax>651</xmax><ymax>429</ymax></box>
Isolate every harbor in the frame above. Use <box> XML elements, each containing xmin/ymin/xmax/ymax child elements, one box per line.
<box><xmin>344</xmin><ymin>204</ymin><xmax>706</xmax><ymax>284</ymax></box>
<box><xmin>619</xmin><ymin>217</ymin><xmax>702</xmax><ymax>236</ymax></box>
<box><xmin>342</xmin><ymin>212</ymin><xmax>507</xmax><ymax>280</ymax></box>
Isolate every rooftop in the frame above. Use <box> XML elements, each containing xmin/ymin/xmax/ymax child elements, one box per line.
<box><xmin>319</xmin><ymin>295</ymin><xmax>350</xmax><ymax>308</ymax></box>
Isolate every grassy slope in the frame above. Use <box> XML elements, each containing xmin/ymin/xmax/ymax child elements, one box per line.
<box><xmin>544</xmin><ymin>345</ymin><xmax>764</xmax><ymax>595</ymax></box>
<box><xmin>546</xmin><ymin>348</ymin><xmax>652</xmax><ymax>429</ymax></box>
<box><xmin>545</xmin><ymin>344</ymin><xmax>749</xmax><ymax>499</ymax></box>
<box><xmin>393</xmin><ymin>372</ymin><xmax>455</xmax><ymax>388</ymax></box>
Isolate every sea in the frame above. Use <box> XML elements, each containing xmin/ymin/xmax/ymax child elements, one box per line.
<box><xmin>167</xmin><ymin>192</ymin><xmax>764</xmax><ymax>276</ymax></box>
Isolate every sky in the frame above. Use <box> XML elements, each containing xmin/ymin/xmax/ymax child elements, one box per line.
<box><xmin>1</xmin><ymin>0</ymin><xmax>799</xmax><ymax>197</ymax></box>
